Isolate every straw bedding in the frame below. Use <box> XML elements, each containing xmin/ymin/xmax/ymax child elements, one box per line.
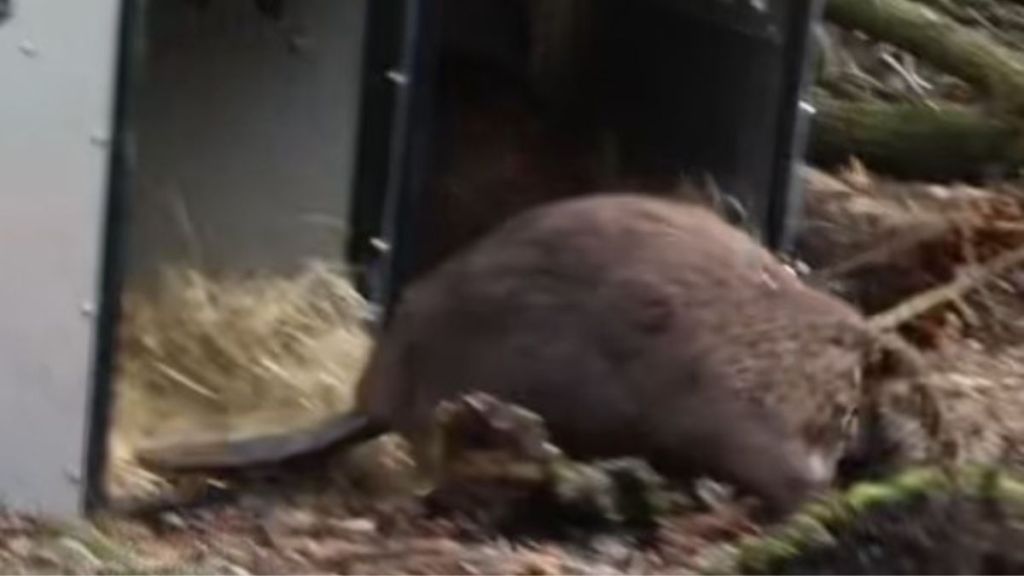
<box><xmin>107</xmin><ymin>261</ymin><xmax>374</xmax><ymax>500</ymax></box>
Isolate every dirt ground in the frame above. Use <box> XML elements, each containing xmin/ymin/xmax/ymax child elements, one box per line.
<box><xmin>0</xmin><ymin>485</ymin><xmax>765</xmax><ymax>575</ymax></box>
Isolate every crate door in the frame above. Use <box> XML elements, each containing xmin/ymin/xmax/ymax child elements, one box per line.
<box><xmin>0</xmin><ymin>0</ymin><xmax>124</xmax><ymax>515</ymax></box>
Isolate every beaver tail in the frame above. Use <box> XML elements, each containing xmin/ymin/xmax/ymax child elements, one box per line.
<box><xmin>135</xmin><ymin>412</ymin><xmax>388</xmax><ymax>471</ymax></box>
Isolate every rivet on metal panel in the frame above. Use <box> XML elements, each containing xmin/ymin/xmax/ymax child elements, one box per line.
<box><xmin>80</xmin><ymin>302</ymin><xmax>96</xmax><ymax>318</ymax></box>
<box><xmin>370</xmin><ymin>237</ymin><xmax>391</xmax><ymax>254</ymax></box>
<box><xmin>385</xmin><ymin>69</ymin><xmax>409</xmax><ymax>86</ymax></box>
<box><xmin>18</xmin><ymin>40</ymin><xmax>38</xmax><ymax>58</ymax></box>
<box><xmin>89</xmin><ymin>132</ymin><xmax>112</xmax><ymax>149</ymax></box>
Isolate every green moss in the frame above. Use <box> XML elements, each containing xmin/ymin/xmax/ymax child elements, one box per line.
<box><xmin>844</xmin><ymin>482</ymin><xmax>904</xmax><ymax>511</ymax></box>
<box><xmin>728</xmin><ymin>466</ymin><xmax>1024</xmax><ymax>575</ymax></box>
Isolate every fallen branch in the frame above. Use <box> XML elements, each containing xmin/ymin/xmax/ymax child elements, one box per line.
<box><xmin>868</xmin><ymin>241</ymin><xmax>1024</xmax><ymax>331</ymax></box>
<box><xmin>915</xmin><ymin>0</ymin><xmax>1024</xmax><ymax>42</ymax></box>
<box><xmin>809</xmin><ymin>93</ymin><xmax>1023</xmax><ymax>179</ymax></box>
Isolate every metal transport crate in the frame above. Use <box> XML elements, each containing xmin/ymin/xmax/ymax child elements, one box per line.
<box><xmin>0</xmin><ymin>0</ymin><xmax>823</xmax><ymax>514</ymax></box>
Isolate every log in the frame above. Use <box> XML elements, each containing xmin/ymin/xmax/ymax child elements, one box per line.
<box><xmin>826</xmin><ymin>0</ymin><xmax>1024</xmax><ymax>114</ymax></box>
<box><xmin>913</xmin><ymin>0</ymin><xmax>1024</xmax><ymax>48</ymax></box>
<box><xmin>808</xmin><ymin>94</ymin><xmax>1024</xmax><ymax>180</ymax></box>
<box><xmin>915</xmin><ymin>0</ymin><xmax>1017</xmax><ymax>25</ymax></box>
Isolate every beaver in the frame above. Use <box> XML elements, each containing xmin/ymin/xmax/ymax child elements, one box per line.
<box><xmin>137</xmin><ymin>193</ymin><xmax>942</xmax><ymax>519</ymax></box>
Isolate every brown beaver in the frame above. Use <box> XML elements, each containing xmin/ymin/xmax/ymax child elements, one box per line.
<box><xmin>137</xmin><ymin>193</ymin><xmax>939</xmax><ymax>519</ymax></box>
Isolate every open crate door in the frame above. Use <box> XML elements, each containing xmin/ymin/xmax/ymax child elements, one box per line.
<box><xmin>0</xmin><ymin>0</ymin><xmax>130</xmax><ymax>515</ymax></box>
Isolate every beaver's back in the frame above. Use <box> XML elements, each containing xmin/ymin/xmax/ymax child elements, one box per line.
<box><xmin>354</xmin><ymin>193</ymin><xmax>875</xmax><ymax>510</ymax></box>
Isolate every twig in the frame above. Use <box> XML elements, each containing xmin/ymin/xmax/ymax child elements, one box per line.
<box><xmin>880</xmin><ymin>51</ymin><xmax>936</xmax><ymax>107</ymax></box>
<box><xmin>868</xmin><ymin>241</ymin><xmax>1024</xmax><ymax>331</ymax></box>
<box><xmin>902</xmin><ymin>52</ymin><xmax>934</xmax><ymax>90</ymax></box>
<box><xmin>847</xmin><ymin>61</ymin><xmax>909</xmax><ymax>102</ymax></box>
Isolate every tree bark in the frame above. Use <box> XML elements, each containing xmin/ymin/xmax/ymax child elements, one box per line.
<box><xmin>808</xmin><ymin>94</ymin><xmax>1023</xmax><ymax>180</ymax></box>
<box><xmin>912</xmin><ymin>0</ymin><xmax>1024</xmax><ymax>48</ymax></box>
<box><xmin>826</xmin><ymin>0</ymin><xmax>1024</xmax><ymax>114</ymax></box>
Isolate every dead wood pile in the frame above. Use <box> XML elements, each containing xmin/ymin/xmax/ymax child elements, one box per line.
<box><xmin>797</xmin><ymin>160</ymin><xmax>1024</xmax><ymax>470</ymax></box>
<box><xmin>814</xmin><ymin>0</ymin><xmax>1024</xmax><ymax>180</ymax></box>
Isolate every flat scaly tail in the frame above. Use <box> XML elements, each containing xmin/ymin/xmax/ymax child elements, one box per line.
<box><xmin>135</xmin><ymin>412</ymin><xmax>387</xmax><ymax>471</ymax></box>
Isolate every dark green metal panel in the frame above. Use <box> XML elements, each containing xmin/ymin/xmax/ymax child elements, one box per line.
<box><xmin>348</xmin><ymin>0</ymin><xmax>826</xmax><ymax>316</ymax></box>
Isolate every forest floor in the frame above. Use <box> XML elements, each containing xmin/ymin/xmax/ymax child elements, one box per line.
<box><xmin>6</xmin><ymin>167</ymin><xmax>1024</xmax><ymax>575</ymax></box>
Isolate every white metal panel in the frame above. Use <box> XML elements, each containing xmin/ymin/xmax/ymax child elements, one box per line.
<box><xmin>0</xmin><ymin>0</ymin><xmax>122</xmax><ymax>514</ymax></box>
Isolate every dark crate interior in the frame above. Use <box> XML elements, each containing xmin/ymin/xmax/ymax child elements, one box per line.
<box><xmin>350</xmin><ymin>0</ymin><xmax>821</xmax><ymax>310</ymax></box>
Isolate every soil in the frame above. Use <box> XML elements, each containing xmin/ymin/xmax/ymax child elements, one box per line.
<box><xmin>0</xmin><ymin>483</ymin><xmax>762</xmax><ymax>575</ymax></box>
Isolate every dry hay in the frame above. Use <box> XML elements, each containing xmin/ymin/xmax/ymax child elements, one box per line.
<box><xmin>107</xmin><ymin>261</ymin><xmax>374</xmax><ymax>501</ymax></box>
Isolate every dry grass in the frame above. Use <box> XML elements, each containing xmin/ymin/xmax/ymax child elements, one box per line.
<box><xmin>107</xmin><ymin>261</ymin><xmax>374</xmax><ymax>500</ymax></box>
